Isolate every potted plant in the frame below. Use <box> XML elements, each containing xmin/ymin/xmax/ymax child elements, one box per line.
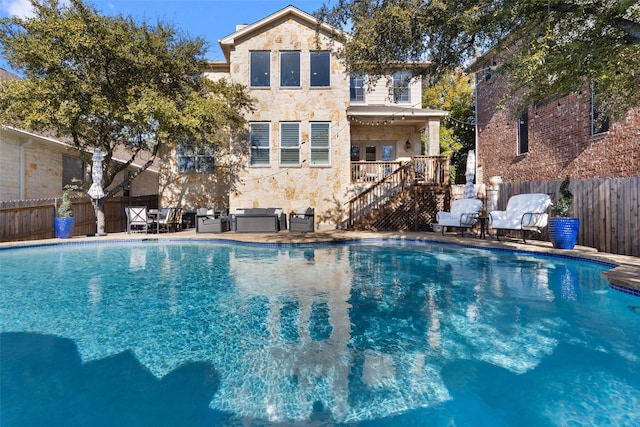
<box><xmin>55</xmin><ymin>190</ymin><xmax>75</xmax><ymax>239</ymax></box>
<box><xmin>548</xmin><ymin>176</ymin><xmax>580</xmax><ymax>249</ymax></box>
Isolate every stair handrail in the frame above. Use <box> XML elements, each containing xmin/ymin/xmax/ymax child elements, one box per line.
<box><xmin>347</xmin><ymin>161</ymin><xmax>412</xmax><ymax>228</ymax></box>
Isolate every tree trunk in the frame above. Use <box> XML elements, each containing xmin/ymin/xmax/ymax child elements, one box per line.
<box><xmin>94</xmin><ymin>198</ymin><xmax>107</xmax><ymax>236</ymax></box>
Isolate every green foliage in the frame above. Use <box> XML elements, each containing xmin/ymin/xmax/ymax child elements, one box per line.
<box><xmin>318</xmin><ymin>0</ymin><xmax>640</xmax><ymax>120</ymax></box>
<box><xmin>551</xmin><ymin>176</ymin><xmax>574</xmax><ymax>217</ymax></box>
<box><xmin>422</xmin><ymin>70</ymin><xmax>475</xmax><ymax>184</ymax></box>
<box><xmin>57</xmin><ymin>190</ymin><xmax>74</xmax><ymax>218</ymax></box>
<box><xmin>0</xmin><ymin>0</ymin><xmax>253</xmax><ymax>197</ymax></box>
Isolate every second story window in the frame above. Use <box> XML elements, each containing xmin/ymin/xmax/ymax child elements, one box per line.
<box><xmin>177</xmin><ymin>141</ymin><xmax>215</xmax><ymax>173</ymax></box>
<box><xmin>250</xmin><ymin>51</ymin><xmax>270</xmax><ymax>87</ymax></box>
<box><xmin>249</xmin><ymin>122</ymin><xmax>270</xmax><ymax>166</ymax></box>
<box><xmin>350</xmin><ymin>75</ymin><xmax>365</xmax><ymax>102</ymax></box>
<box><xmin>280</xmin><ymin>122</ymin><xmax>300</xmax><ymax>166</ymax></box>
<box><xmin>280</xmin><ymin>51</ymin><xmax>300</xmax><ymax>87</ymax></box>
<box><xmin>310</xmin><ymin>122</ymin><xmax>330</xmax><ymax>166</ymax></box>
<box><xmin>310</xmin><ymin>51</ymin><xmax>330</xmax><ymax>87</ymax></box>
<box><xmin>393</xmin><ymin>71</ymin><xmax>411</xmax><ymax>103</ymax></box>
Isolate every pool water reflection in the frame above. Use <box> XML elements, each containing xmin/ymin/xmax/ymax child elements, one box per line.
<box><xmin>1</xmin><ymin>240</ymin><xmax>639</xmax><ymax>426</ymax></box>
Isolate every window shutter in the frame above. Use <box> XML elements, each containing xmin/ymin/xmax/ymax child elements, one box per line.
<box><xmin>310</xmin><ymin>123</ymin><xmax>330</xmax><ymax>165</ymax></box>
<box><xmin>250</xmin><ymin>123</ymin><xmax>270</xmax><ymax>166</ymax></box>
<box><xmin>280</xmin><ymin>123</ymin><xmax>300</xmax><ymax>165</ymax></box>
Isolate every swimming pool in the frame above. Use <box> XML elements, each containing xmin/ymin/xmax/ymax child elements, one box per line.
<box><xmin>1</xmin><ymin>239</ymin><xmax>639</xmax><ymax>426</ymax></box>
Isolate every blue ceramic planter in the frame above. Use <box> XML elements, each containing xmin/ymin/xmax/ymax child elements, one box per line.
<box><xmin>548</xmin><ymin>217</ymin><xmax>580</xmax><ymax>249</ymax></box>
<box><xmin>55</xmin><ymin>217</ymin><xmax>75</xmax><ymax>239</ymax></box>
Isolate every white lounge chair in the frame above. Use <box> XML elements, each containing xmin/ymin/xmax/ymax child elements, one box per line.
<box><xmin>489</xmin><ymin>193</ymin><xmax>552</xmax><ymax>243</ymax></box>
<box><xmin>435</xmin><ymin>198</ymin><xmax>483</xmax><ymax>235</ymax></box>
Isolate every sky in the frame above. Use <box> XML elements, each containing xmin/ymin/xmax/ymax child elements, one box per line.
<box><xmin>0</xmin><ymin>0</ymin><xmax>330</xmax><ymax>74</ymax></box>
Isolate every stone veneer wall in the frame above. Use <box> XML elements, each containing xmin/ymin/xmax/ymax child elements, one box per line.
<box><xmin>226</xmin><ymin>16</ymin><xmax>352</xmax><ymax>229</ymax></box>
<box><xmin>476</xmin><ymin>67</ymin><xmax>640</xmax><ymax>182</ymax></box>
<box><xmin>158</xmin><ymin>144</ymin><xmax>236</xmax><ymax>212</ymax></box>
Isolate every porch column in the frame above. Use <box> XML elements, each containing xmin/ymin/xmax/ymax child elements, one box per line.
<box><xmin>424</xmin><ymin>118</ymin><xmax>441</xmax><ymax>156</ymax></box>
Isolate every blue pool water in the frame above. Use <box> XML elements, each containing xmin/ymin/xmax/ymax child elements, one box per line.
<box><xmin>1</xmin><ymin>240</ymin><xmax>639</xmax><ymax>426</ymax></box>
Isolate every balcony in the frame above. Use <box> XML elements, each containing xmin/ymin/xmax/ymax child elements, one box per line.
<box><xmin>351</xmin><ymin>156</ymin><xmax>449</xmax><ymax>185</ymax></box>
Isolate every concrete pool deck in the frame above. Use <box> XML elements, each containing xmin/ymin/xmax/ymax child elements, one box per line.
<box><xmin>1</xmin><ymin>229</ymin><xmax>638</xmax><ymax>294</ymax></box>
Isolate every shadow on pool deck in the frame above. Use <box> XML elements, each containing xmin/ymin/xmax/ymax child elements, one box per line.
<box><xmin>1</xmin><ymin>229</ymin><xmax>638</xmax><ymax>293</ymax></box>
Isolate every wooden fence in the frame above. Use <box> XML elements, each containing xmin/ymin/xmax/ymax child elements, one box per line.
<box><xmin>495</xmin><ymin>177</ymin><xmax>639</xmax><ymax>257</ymax></box>
<box><xmin>0</xmin><ymin>195</ymin><xmax>158</xmax><ymax>242</ymax></box>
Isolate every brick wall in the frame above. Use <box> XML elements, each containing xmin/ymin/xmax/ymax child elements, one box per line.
<box><xmin>475</xmin><ymin>70</ymin><xmax>640</xmax><ymax>183</ymax></box>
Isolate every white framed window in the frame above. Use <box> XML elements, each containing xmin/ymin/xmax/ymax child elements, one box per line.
<box><xmin>310</xmin><ymin>122</ymin><xmax>330</xmax><ymax>166</ymax></box>
<box><xmin>350</xmin><ymin>74</ymin><xmax>365</xmax><ymax>102</ymax></box>
<box><xmin>250</xmin><ymin>51</ymin><xmax>270</xmax><ymax>87</ymax></box>
<box><xmin>249</xmin><ymin>122</ymin><xmax>270</xmax><ymax>166</ymax></box>
<box><xmin>177</xmin><ymin>141</ymin><xmax>215</xmax><ymax>173</ymax></box>
<box><xmin>392</xmin><ymin>71</ymin><xmax>411</xmax><ymax>103</ymax></box>
<box><xmin>310</xmin><ymin>51</ymin><xmax>330</xmax><ymax>87</ymax></box>
<box><xmin>280</xmin><ymin>51</ymin><xmax>300</xmax><ymax>87</ymax></box>
<box><xmin>280</xmin><ymin>122</ymin><xmax>300</xmax><ymax>166</ymax></box>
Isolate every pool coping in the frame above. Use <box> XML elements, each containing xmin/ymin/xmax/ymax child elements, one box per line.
<box><xmin>1</xmin><ymin>229</ymin><xmax>638</xmax><ymax>294</ymax></box>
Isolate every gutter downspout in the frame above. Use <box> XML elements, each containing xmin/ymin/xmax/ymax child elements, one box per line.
<box><xmin>19</xmin><ymin>138</ymin><xmax>32</xmax><ymax>200</ymax></box>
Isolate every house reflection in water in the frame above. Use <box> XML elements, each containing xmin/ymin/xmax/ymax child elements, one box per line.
<box><xmin>221</xmin><ymin>244</ymin><xmax>582</xmax><ymax>422</ymax></box>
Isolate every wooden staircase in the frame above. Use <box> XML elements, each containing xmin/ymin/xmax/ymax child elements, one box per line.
<box><xmin>347</xmin><ymin>156</ymin><xmax>450</xmax><ymax>231</ymax></box>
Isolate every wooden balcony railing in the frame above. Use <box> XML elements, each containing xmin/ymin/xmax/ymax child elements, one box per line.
<box><xmin>351</xmin><ymin>161</ymin><xmax>403</xmax><ymax>183</ymax></box>
<box><xmin>350</xmin><ymin>156</ymin><xmax>449</xmax><ymax>185</ymax></box>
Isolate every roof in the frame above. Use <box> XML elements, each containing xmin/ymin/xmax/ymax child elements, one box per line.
<box><xmin>0</xmin><ymin>68</ymin><xmax>19</xmax><ymax>85</ymax></box>
<box><xmin>217</xmin><ymin>5</ymin><xmax>339</xmax><ymax>63</ymax></box>
<box><xmin>1</xmin><ymin>126</ymin><xmax>159</xmax><ymax>173</ymax></box>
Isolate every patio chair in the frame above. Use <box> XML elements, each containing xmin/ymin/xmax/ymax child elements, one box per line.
<box><xmin>125</xmin><ymin>206</ymin><xmax>149</xmax><ymax>233</ymax></box>
<box><xmin>489</xmin><ymin>193</ymin><xmax>552</xmax><ymax>243</ymax></box>
<box><xmin>170</xmin><ymin>207</ymin><xmax>182</xmax><ymax>232</ymax></box>
<box><xmin>435</xmin><ymin>198</ymin><xmax>483</xmax><ymax>236</ymax></box>
<box><xmin>289</xmin><ymin>207</ymin><xmax>315</xmax><ymax>233</ymax></box>
<box><xmin>153</xmin><ymin>208</ymin><xmax>180</xmax><ymax>233</ymax></box>
<box><xmin>196</xmin><ymin>208</ymin><xmax>228</xmax><ymax>233</ymax></box>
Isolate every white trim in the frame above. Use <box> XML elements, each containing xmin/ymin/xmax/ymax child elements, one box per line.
<box><xmin>309</xmin><ymin>122</ymin><xmax>331</xmax><ymax>167</ymax></box>
<box><xmin>218</xmin><ymin>6</ymin><xmax>340</xmax><ymax>62</ymax></box>
<box><xmin>279</xmin><ymin>122</ymin><xmax>301</xmax><ymax>167</ymax></box>
<box><xmin>249</xmin><ymin>122</ymin><xmax>271</xmax><ymax>167</ymax></box>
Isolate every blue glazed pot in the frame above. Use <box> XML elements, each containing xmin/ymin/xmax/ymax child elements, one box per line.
<box><xmin>55</xmin><ymin>217</ymin><xmax>75</xmax><ymax>239</ymax></box>
<box><xmin>548</xmin><ymin>217</ymin><xmax>580</xmax><ymax>249</ymax></box>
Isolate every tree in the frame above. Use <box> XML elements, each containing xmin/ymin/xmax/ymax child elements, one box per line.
<box><xmin>422</xmin><ymin>70</ymin><xmax>475</xmax><ymax>184</ymax></box>
<box><xmin>318</xmin><ymin>0</ymin><xmax>640</xmax><ymax>119</ymax></box>
<box><xmin>0</xmin><ymin>0</ymin><xmax>253</xmax><ymax>235</ymax></box>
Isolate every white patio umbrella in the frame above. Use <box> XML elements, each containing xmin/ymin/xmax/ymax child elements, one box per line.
<box><xmin>463</xmin><ymin>150</ymin><xmax>476</xmax><ymax>198</ymax></box>
<box><xmin>87</xmin><ymin>148</ymin><xmax>105</xmax><ymax>200</ymax></box>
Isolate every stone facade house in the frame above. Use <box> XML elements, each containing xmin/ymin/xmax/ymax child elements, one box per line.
<box><xmin>470</xmin><ymin>57</ymin><xmax>640</xmax><ymax>184</ymax></box>
<box><xmin>159</xmin><ymin>6</ymin><xmax>447</xmax><ymax>229</ymax></box>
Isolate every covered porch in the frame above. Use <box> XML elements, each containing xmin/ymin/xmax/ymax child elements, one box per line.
<box><xmin>347</xmin><ymin>104</ymin><xmax>449</xmax><ymax>184</ymax></box>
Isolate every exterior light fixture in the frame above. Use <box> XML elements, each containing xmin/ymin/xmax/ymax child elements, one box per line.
<box><xmin>405</xmin><ymin>140</ymin><xmax>411</xmax><ymax>149</ymax></box>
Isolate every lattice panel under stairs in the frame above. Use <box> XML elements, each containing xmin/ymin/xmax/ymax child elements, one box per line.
<box><xmin>351</xmin><ymin>186</ymin><xmax>449</xmax><ymax>231</ymax></box>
